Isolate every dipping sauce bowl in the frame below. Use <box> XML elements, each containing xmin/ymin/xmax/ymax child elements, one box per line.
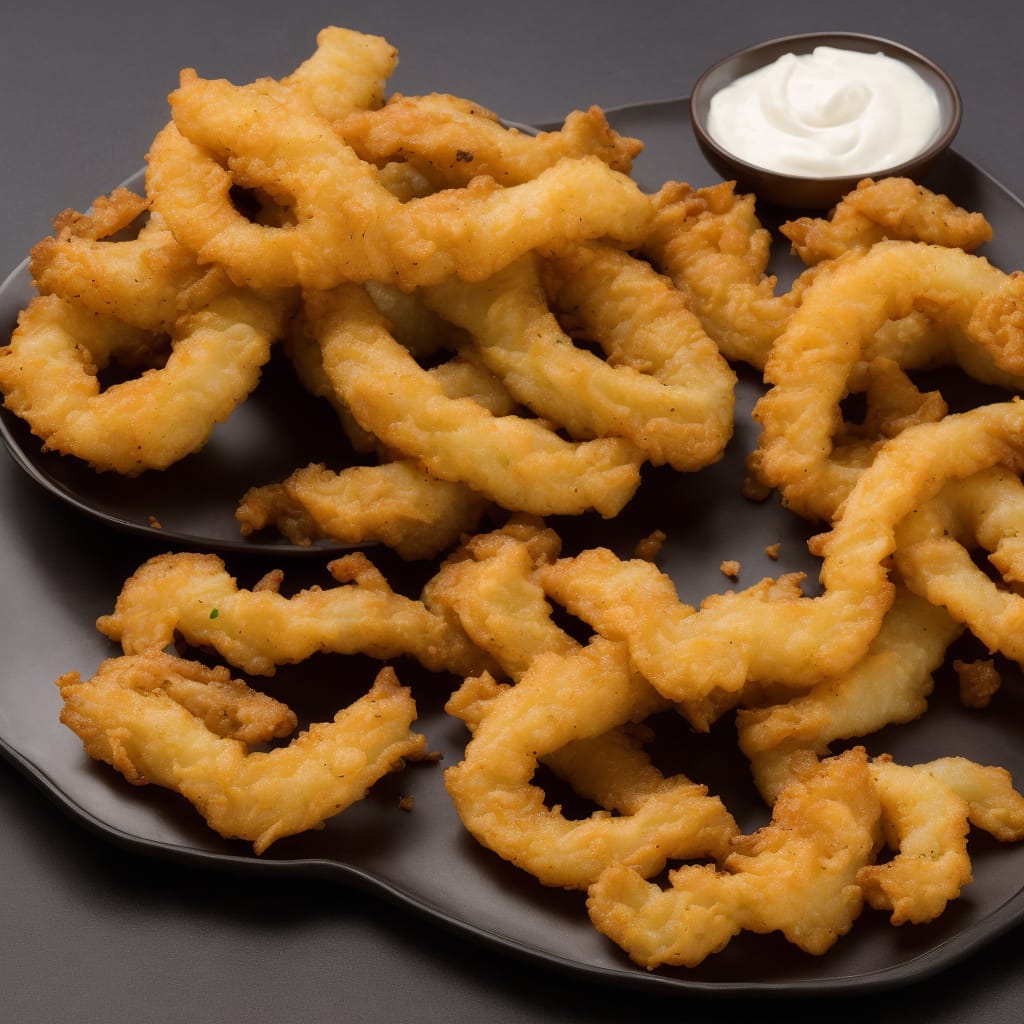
<box><xmin>690</xmin><ymin>32</ymin><xmax>962</xmax><ymax>209</ymax></box>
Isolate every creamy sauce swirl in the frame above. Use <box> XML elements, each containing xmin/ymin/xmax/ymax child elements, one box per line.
<box><xmin>706</xmin><ymin>46</ymin><xmax>941</xmax><ymax>178</ymax></box>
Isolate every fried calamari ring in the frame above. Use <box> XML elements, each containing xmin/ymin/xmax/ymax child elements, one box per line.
<box><xmin>235</xmin><ymin>460</ymin><xmax>490</xmax><ymax>560</ymax></box>
<box><xmin>57</xmin><ymin>651</ymin><xmax>425</xmax><ymax>853</ymax></box>
<box><xmin>29</xmin><ymin>190</ymin><xmax>229</xmax><ymax>334</ymax></box>
<box><xmin>893</xmin><ymin>466</ymin><xmax>1024</xmax><ymax>665</ymax></box>
<box><xmin>781</xmin><ymin>176</ymin><xmax>994</xmax><ymax>266</ymax></box>
<box><xmin>146</xmin><ymin>71</ymin><xmax>654</xmax><ymax>291</ymax></box>
<box><xmin>0</xmin><ymin>285</ymin><xmax>286</xmax><ymax>474</ymax></box>
<box><xmin>736</xmin><ymin>588</ymin><xmax>962</xmax><ymax>803</ymax></box>
<box><xmin>445</xmin><ymin>636</ymin><xmax>738</xmax><ymax>890</ymax></box>
<box><xmin>586</xmin><ymin>747</ymin><xmax>881</xmax><ymax>968</ymax></box>
<box><xmin>751</xmin><ymin>242</ymin><xmax>1024</xmax><ymax>522</ymax></box>
<box><xmin>421</xmin><ymin>247</ymin><xmax>735</xmax><ymax>471</ymax></box>
<box><xmin>337</xmin><ymin>92</ymin><xmax>643</xmax><ymax>185</ymax></box>
<box><xmin>300</xmin><ymin>283</ymin><xmax>643</xmax><ymax>517</ymax></box>
<box><xmin>96</xmin><ymin>550</ymin><xmax>488</xmax><ymax>678</ymax></box>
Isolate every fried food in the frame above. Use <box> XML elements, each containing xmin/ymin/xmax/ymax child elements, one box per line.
<box><xmin>96</xmin><ymin>550</ymin><xmax>488</xmax><ymax>678</ymax></box>
<box><xmin>421</xmin><ymin>247</ymin><xmax>735</xmax><ymax>471</ymax></box>
<box><xmin>147</xmin><ymin>69</ymin><xmax>654</xmax><ymax>293</ymax></box>
<box><xmin>57</xmin><ymin>651</ymin><xmax>425</xmax><ymax>853</ymax></box>
<box><xmin>27</xmin><ymin>23</ymin><xmax>1024</xmax><ymax>976</ymax></box>
<box><xmin>751</xmin><ymin>241</ymin><xmax>1024</xmax><ymax>522</ymax></box>
<box><xmin>236</xmin><ymin>460</ymin><xmax>489</xmax><ymax>560</ymax></box>
<box><xmin>338</xmin><ymin>92</ymin><xmax>643</xmax><ymax>185</ymax></box>
<box><xmin>299</xmin><ymin>283</ymin><xmax>644</xmax><ymax>517</ymax></box>
<box><xmin>781</xmin><ymin>176</ymin><xmax>993</xmax><ymax>266</ymax></box>
<box><xmin>0</xmin><ymin>285</ymin><xmax>287</xmax><ymax>474</ymax></box>
<box><xmin>586</xmin><ymin>748</ymin><xmax>882</xmax><ymax>969</ymax></box>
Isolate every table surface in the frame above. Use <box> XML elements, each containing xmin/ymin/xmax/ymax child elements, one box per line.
<box><xmin>3</xmin><ymin>3</ymin><xmax>1024</xmax><ymax>1021</ymax></box>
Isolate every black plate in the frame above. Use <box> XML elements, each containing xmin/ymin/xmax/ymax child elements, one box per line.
<box><xmin>2</xmin><ymin>98</ymin><xmax>1024</xmax><ymax>998</ymax></box>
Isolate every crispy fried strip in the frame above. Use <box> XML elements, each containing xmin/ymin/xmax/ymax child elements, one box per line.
<box><xmin>737</xmin><ymin>589</ymin><xmax>962</xmax><ymax>803</ymax></box>
<box><xmin>781</xmin><ymin>176</ymin><xmax>994</xmax><ymax>266</ymax></box>
<box><xmin>96</xmin><ymin>550</ymin><xmax>488</xmax><ymax>678</ymax></box>
<box><xmin>751</xmin><ymin>241</ymin><xmax>1024</xmax><ymax>521</ymax></box>
<box><xmin>147</xmin><ymin>72</ymin><xmax>653</xmax><ymax>291</ymax></box>
<box><xmin>235</xmin><ymin>460</ymin><xmax>489</xmax><ymax>560</ymax></box>
<box><xmin>586</xmin><ymin>748</ymin><xmax>881</xmax><ymax>968</ymax></box>
<box><xmin>420</xmin><ymin>250</ymin><xmax>734</xmax><ymax>470</ymax></box>
<box><xmin>57</xmin><ymin>652</ymin><xmax>424</xmax><ymax>853</ymax></box>
<box><xmin>302</xmin><ymin>283</ymin><xmax>643</xmax><ymax>517</ymax></box>
<box><xmin>894</xmin><ymin>466</ymin><xmax>1024</xmax><ymax>664</ymax></box>
<box><xmin>29</xmin><ymin>194</ymin><xmax>230</xmax><ymax>334</ymax></box>
<box><xmin>444</xmin><ymin>637</ymin><xmax>737</xmax><ymax>890</ymax></box>
<box><xmin>338</xmin><ymin>92</ymin><xmax>643</xmax><ymax>184</ymax></box>
<box><xmin>540</xmin><ymin>400</ymin><xmax>1024</xmax><ymax>722</ymax></box>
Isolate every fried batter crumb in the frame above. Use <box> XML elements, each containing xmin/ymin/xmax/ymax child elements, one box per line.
<box><xmin>719</xmin><ymin>559</ymin><xmax>741</xmax><ymax>579</ymax></box>
<box><xmin>954</xmin><ymin>658</ymin><xmax>1002</xmax><ymax>708</ymax></box>
<box><xmin>398</xmin><ymin>795</ymin><xmax>415</xmax><ymax>812</ymax></box>
<box><xmin>634</xmin><ymin>529</ymin><xmax>666</xmax><ymax>561</ymax></box>
<box><xmin>741</xmin><ymin>475</ymin><xmax>772</xmax><ymax>502</ymax></box>
<box><xmin>765</xmin><ymin>542</ymin><xmax>781</xmax><ymax>560</ymax></box>
<box><xmin>148</xmin><ymin>515</ymin><xmax>163</xmax><ymax>529</ymax></box>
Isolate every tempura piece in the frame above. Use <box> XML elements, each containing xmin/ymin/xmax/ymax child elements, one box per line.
<box><xmin>586</xmin><ymin>748</ymin><xmax>881</xmax><ymax>968</ymax></box>
<box><xmin>0</xmin><ymin>285</ymin><xmax>287</xmax><ymax>475</ymax></box>
<box><xmin>57</xmin><ymin>652</ymin><xmax>425</xmax><ymax>853</ymax></box>
<box><xmin>301</xmin><ymin>283</ymin><xmax>643</xmax><ymax>518</ymax></box>
<box><xmin>236</xmin><ymin>460</ymin><xmax>489</xmax><ymax>560</ymax></box>
<box><xmin>338</xmin><ymin>92</ymin><xmax>643</xmax><ymax>185</ymax></box>
<box><xmin>147</xmin><ymin>71</ymin><xmax>654</xmax><ymax>292</ymax></box>
<box><xmin>781</xmin><ymin>177</ymin><xmax>993</xmax><ymax>266</ymax></box>
<box><xmin>96</xmin><ymin>550</ymin><xmax>489</xmax><ymax>678</ymax></box>
<box><xmin>421</xmin><ymin>248</ymin><xmax>735</xmax><ymax>471</ymax></box>
<box><xmin>737</xmin><ymin>589</ymin><xmax>962</xmax><ymax>802</ymax></box>
<box><xmin>444</xmin><ymin>637</ymin><xmax>738</xmax><ymax>890</ymax></box>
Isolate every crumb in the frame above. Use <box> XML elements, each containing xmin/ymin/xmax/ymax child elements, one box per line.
<box><xmin>764</xmin><ymin>543</ymin><xmax>781</xmax><ymax>560</ymax></box>
<box><xmin>954</xmin><ymin>658</ymin><xmax>1002</xmax><ymax>708</ymax></box>
<box><xmin>398</xmin><ymin>795</ymin><xmax>415</xmax><ymax>812</ymax></box>
<box><xmin>634</xmin><ymin>529</ymin><xmax>666</xmax><ymax>561</ymax></box>
<box><xmin>719</xmin><ymin>559</ymin><xmax>741</xmax><ymax>579</ymax></box>
<box><xmin>148</xmin><ymin>515</ymin><xmax>163</xmax><ymax>529</ymax></box>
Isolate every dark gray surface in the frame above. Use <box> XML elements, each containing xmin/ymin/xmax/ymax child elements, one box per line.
<box><xmin>3</xmin><ymin>2</ymin><xmax>1024</xmax><ymax>1021</ymax></box>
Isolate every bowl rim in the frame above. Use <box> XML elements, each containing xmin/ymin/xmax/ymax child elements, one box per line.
<box><xmin>689</xmin><ymin>31</ymin><xmax>963</xmax><ymax>186</ymax></box>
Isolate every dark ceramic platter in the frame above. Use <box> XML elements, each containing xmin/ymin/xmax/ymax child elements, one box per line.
<box><xmin>2</xmin><ymin>98</ymin><xmax>1024</xmax><ymax>998</ymax></box>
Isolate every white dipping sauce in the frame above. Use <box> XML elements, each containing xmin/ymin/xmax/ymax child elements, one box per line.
<box><xmin>706</xmin><ymin>46</ymin><xmax>941</xmax><ymax>177</ymax></box>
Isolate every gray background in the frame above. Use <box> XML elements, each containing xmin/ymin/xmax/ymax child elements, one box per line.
<box><xmin>2</xmin><ymin>2</ymin><xmax>1023</xmax><ymax>1021</ymax></box>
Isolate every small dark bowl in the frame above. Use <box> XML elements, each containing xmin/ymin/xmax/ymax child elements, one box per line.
<box><xmin>690</xmin><ymin>32</ymin><xmax>962</xmax><ymax>210</ymax></box>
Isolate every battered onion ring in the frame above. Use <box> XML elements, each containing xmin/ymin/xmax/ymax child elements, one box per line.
<box><xmin>96</xmin><ymin>550</ymin><xmax>489</xmax><ymax>678</ymax></box>
<box><xmin>539</xmin><ymin>400</ymin><xmax>1024</xmax><ymax>724</ymax></box>
<box><xmin>737</xmin><ymin>588</ymin><xmax>962</xmax><ymax>803</ymax></box>
<box><xmin>146</xmin><ymin>71</ymin><xmax>654</xmax><ymax>291</ymax></box>
<box><xmin>300</xmin><ymin>283</ymin><xmax>643</xmax><ymax>517</ymax></box>
<box><xmin>337</xmin><ymin>92</ymin><xmax>643</xmax><ymax>185</ymax></box>
<box><xmin>420</xmin><ymin>247</ymin><xmax>735</xmax><ymax>471</ymax></box>
<box><xmin>57</xmin><ymin>651</ymin><xmax>425</xmax><ymax>853</ymax></box>
<box><xmin>586</xmin><ymin>747</ymin><xmax>881</xmax><ymax>968</ymax></box>
<box><xmin>781</xmin><ymin>176</ymin><xmax>994</xmax><ymax>266</ymax></box>
<box><xmin>894</xmin><ymin>466</ymin><xmax>1024</xmax><ymax>664</ymax></box>
<box><xmin>751</xmin><ymin>241</ymin><xmax>1024</xmax><ymax>522</ymax></box>
<box><xmin>0</xmin><ymin>285</ymin><xmax>286</xmax><ymax>474</ymax></box>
